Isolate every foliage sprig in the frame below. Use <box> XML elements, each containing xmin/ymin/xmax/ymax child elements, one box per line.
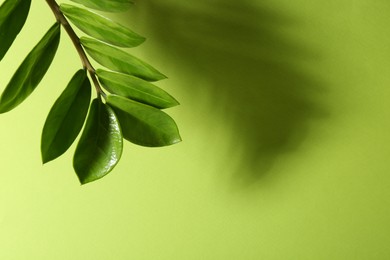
<box><xmin>0</xmin><ymin>0</ymin><xmax>181</xmax><ymax>184</ymax></box>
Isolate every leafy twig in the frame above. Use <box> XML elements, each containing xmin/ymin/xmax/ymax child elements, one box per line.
<box><xmin>0</xmin><ymin>0</ymin><xmax>181</xmax><ymax>184</ymax></box>
<box><xmin>46</xmin><ymin>0</ymin><xmax>104</xmax><ymax>97</ymax></box>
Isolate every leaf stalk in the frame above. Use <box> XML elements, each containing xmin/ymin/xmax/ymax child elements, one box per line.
<box><xmin>45</xmin><ymin>0</ymin><xmax>105</xmax><ymax>98</ymax></box>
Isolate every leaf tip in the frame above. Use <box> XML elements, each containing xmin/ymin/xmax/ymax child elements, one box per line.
<box><xmin>0</xmin><ymin>98</ymin><xmax>13</xmax><ymax>114</ymax></box>
<box><xmin>169</xmin><ymin>98</ymin><xmax>180</xmax><ymax>108</ymax></box>
<box><xmin>173</xmin><ymin>132</ymin><xmax>183</xmax><ymax>143</ymax></box>
<box><xmin>161</xmin><ymin>99</ymin><xmax>180</xmax><ymax>109</ymax></box>
<box><xmin>78</xmin><ymin>177</ymin><xmax>90</xmax><ymax>185</ymax></box>
<box><xmin>76</xmin><ymin>172</ymin><xmax>107</xmax><ymax>185</ymax></box>
<box><xmin>150</xmin><ymin>72</ymin><xmax>168</xmax><ymax>82</ymax></box>
<box><xmin>41</xmin><ymin>158</ymin><xmax>49</xmax><ymax>165</ymax></box>
<box><xmin>41</xmin><ymin>152</ymin><xmax>54</xmax><ymax>165</ymax></box>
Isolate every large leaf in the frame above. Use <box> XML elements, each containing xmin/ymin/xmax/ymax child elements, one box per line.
<box><xmin>71</xmin><ymin>0</ymin><xmax>133</xmax><ymax>13</ymax></box>
<box><xmin>106</xmin><ymin>95</ymin><xmax>181</xmax><ymax>147</ymax></box>
<box><xmin>80</xmin><ymin>37</ymin><xmax>166</xmax><ymax>82</ymax></box>
<box><xmin>73</xmin><ymin>98</ymin><xmax>123</xmax><ymax>184</ymax></box>
<box><xmin>0</xmin><ymin>23</ymin><xmax>61</xmax><ymax>113</ymax></box>
<box><xmin>0</xmin><ymin>0</ymin><xmax>31</xmax><ymax>61</ymax></box>
<box><xmin>41</xmin><ymin>69</ymin><xmax>91</xmax><ymax>164</ymax></box>
<box><xmin>97</xmin><ymin>69</ymin><xmax>178</xmax><ymax>109</ymax></box>
<box><xmin>60</xmin><ymin>4</ymin><xmax>144</xmax><ymax>48</ymax></box>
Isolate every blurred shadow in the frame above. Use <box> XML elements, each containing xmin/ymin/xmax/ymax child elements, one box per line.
<box><xmin>136</xmin><ymin>0</ymin><xmax>328</xmax><ymax>184</ymax></box>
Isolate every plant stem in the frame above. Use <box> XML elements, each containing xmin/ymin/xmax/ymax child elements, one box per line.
<box><xmin>45</xmin><ymin>0</ymin><xmax>105</xmax><ymax>98</ymax></box>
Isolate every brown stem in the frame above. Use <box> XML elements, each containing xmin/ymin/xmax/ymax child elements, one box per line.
<box><xmin>45</xmin><ymin>0</ymin><xmax>105</xmax><ymax>98</ymax></box>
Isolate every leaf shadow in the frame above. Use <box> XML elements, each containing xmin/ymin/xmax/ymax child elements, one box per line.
<box><xmin>136</xmin><ymin>0</ymin><xmax>329</xmax><ymax>186</ymax></box>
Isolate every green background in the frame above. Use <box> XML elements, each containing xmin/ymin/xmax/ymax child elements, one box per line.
<box><xmin>1</xmin><ymin>0</ymin><xmax>390</xmax><ymax>259</ymax></box>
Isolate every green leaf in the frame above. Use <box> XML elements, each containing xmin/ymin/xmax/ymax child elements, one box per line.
<box><xmin>0</xmin><ymin>0</ymin><xmax>31</xmax><ymax>61</ymax></box>
<box><xmin>0</xmin><ymin>23</ymin><xmax>61</xmax><ymax>113</ymax></box>
<box><xmin>73</xmin><ymin>98</ymin><xmax>123</xmax><ymax>184</ymax></box>
<box><xmin>97</xmin><ymin>69</ymin><xmax>179</xmax><ymax>109</ymax></box>
<box><xmin>80</xmin><ymin>37</ymin><xmax>167</xmax><ymax>82</ymax></box>
<box><xmin>106</xmin><ymin>95</ymin><xmax>181</xmax><ymax>147</ymax></box>
<box><xmin>60</xmin><ymin>4</ymin><xmax>144</xmax><ymax>48</ymax></box>
<box><xmin>70</xmin><ymin>0</ymin><xmax>133</xmax><ymax>13</ymax></box>
<box><xmin>41</xmin><ymin>69</ymin><xmax>91</xmax><ymax>164</ymax></box>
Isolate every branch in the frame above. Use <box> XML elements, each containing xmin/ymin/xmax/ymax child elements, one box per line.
<box><xmin>45</xmin><ymin>0</ymin><xmax>105</xmax><ymax>97</ymax></box>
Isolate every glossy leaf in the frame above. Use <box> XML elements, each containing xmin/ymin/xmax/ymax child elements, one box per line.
<box><xmin>41</xmin><ymin>69</ymin><xmax>91</xmax><ymax>164</ymax></box>
<box><xmin>73</xmin><ymin>98</ymin><xmax>123</xmax><ymax>184</ymax></box>
<box><xmin>97</xmin><ymin>69</ymin><xmax>179</xmax><ymax>109</ymax></box>
<box><xmin>0</xmin><ymin>23</ymin><xmax>61</xmax><ymax>113</ymax></box>
<box><xmin>106</xmin><ymin>95</ymin><xmax>181</xmax><ymax>147</ymax></box>
<box><xmin>81</xmin><ymin>37</ymin><xmax>167</xmax><ymax>82</ymax></box>
<box><xmin>0</xmin><ymin>0</ymin><xmax>31</xmax><ymax>61</ymax></box>
<box><xmin>71</xmin><ymin>0</ymin><xmax>133</xmax><ymax>12</ymax></box>
<box><xmin>60</xmin><ymin>4</ymin><xmax>144</xmax><ymax>48</ymax></box>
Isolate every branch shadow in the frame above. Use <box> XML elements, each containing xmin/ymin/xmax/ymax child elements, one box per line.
<box><xmin>137</xmin><ymin>0</ymin><xmax>329</xmax><ymax>186</ymax></box>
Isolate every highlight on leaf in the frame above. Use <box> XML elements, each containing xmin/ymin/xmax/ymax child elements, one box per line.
<box><xmin>70</xmin><ymin>0</ymin><xmax>133</xmax><ymax>13</ymax></box>
<box><xmin>60</xmin><ymin>4</ymin><xmax>145</xmax><ymax>48</ymax></box>
<box><xmin>73</xmin><ymin>98</ymin><xmax>123</xmax><ymax>184</ymax></box>
<box><xmin>41</xmin><ymin>69</ymin><xmax>91</xmax><ymax>164</ymax></box>
<box><xmin>97</xmin><ymin>69</ymin><xmax>179</xmax><ymax>109</ymax></box>
<box><xmin>0</xmin><ymin>0</ymin><xmax>31</xmax><ymax>61</ymax></box>
<box><xmin>81</xmin><ymin>37</ymin><xmax>167</xmax><ymax>81</ymax></box>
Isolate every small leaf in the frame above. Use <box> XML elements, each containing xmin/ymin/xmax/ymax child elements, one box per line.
<box><xmin>60</xmin><ymin>4</ymin><xmax>144</xmax><ymax>48</ymax></box>
<box><xmin>97</xmin><ymin>69</ymin><xmax>179</xmax><ymax>109</ymax></box>
<box><xmin>71</xmin><ymin>0</ymin><xmax>133</xmax><ymax>13</ymax></box>
<box><xmin>81</xmin><ymin>37</ymin><xmax>166</xmax><ymax>82</ymax></box>
<box><xmin>0</xmin><ymin>23</ymin><xmax>61</xmax><ymax>113</ymax></box>
<box><xmin>73</xmin><ymin>98</ymin><xmax>123</xmax><ymax>184</ymax></box>
<box><xmin>106</xmin><ymin>95</ymin><xmax>181</xmax><ymax>147</ymax></box>
<box><xmin>41</xmin><ymin>69</ymin><xmax>91</xmax><ymax>164</ymax></box>
<box><xmin>0</xmin><ymin>0</ymin><xmax>31</xmax><ymax>61</ymax></box>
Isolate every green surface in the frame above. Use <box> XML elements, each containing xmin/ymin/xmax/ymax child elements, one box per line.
<box><xmin>0</xmin><ymin>23</ymin><xmax>60</xmax><ymax>113</ymax></box>
<box><xmin>73</xmin><ymin>98</ymin><xmax>123</xmax><ymax>184</ymax></box>
<box><xmin>1</xmin><ymin>0</ymin><xmax>390</xmax><ymax>259</ymax></box>
<box><xmin>0</xmin><ymin>0</ymin><xmax>31</xmax><ymax>61</ymax></box>
<box><xmin>60</xmin><ymin>4</ymin><xmax>145</xmax><ymax>48</ymax></box>
<box><xmin>41</xmin><ymin>69</ymin><xmax>91</xmax><ymax>164</ymax></box>
<box><xmin>81</xmin><ymin>37</ymin><xmax>167</xmax><ymax>81</ymax></box>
